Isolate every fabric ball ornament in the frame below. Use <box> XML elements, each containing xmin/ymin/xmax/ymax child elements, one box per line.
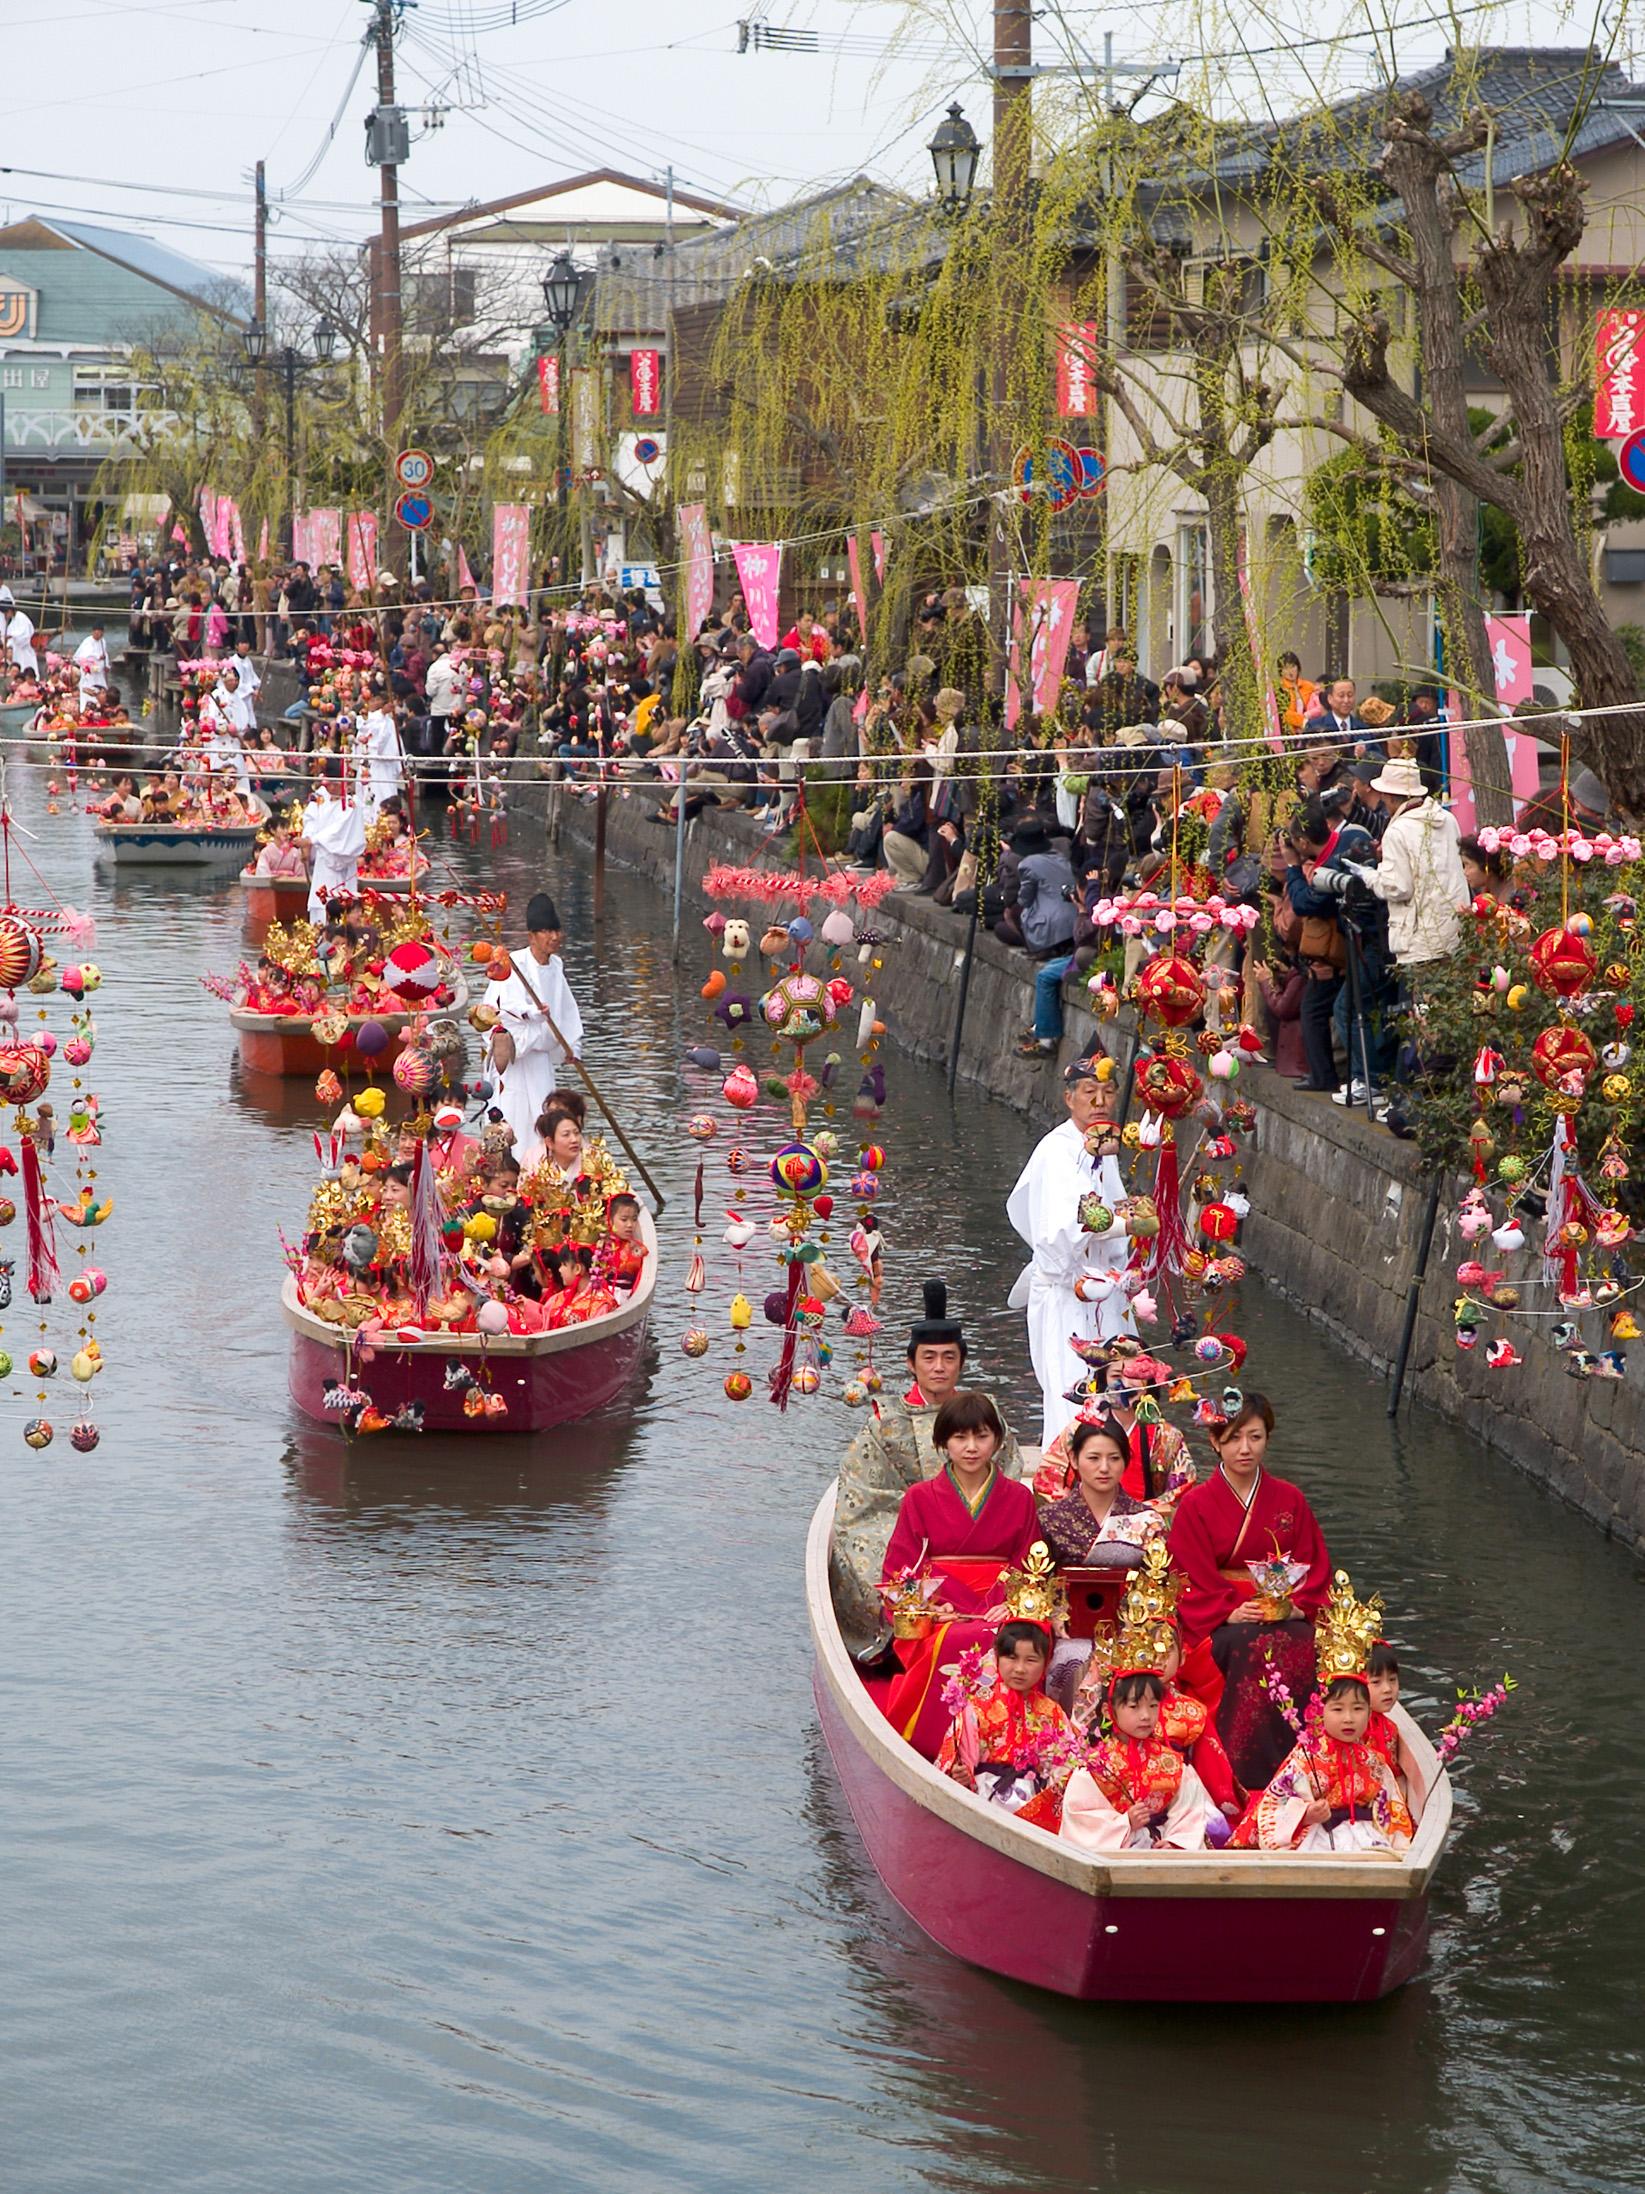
<box><xmin>1199</xmin><ymin>1202</ymin><xmax>1240</xmax><ymax>1243</ymax></box>
<box><xmin>23</xmin><ymin>1419</ymin><xmax>52</xmax><ymax>1449</ymax></box>
<box><xmin>0</xmin><ymin>1198</ymin><xmax>13</xmax><ymax>1226</ymax></box>
<box><xmin>1195</xmin><ymin>1334</ymin><xmax>1223</xmax><ymax>1363</ymax></box>
<box><xmin>69</xmin><ymin>1419</ymin><xmax>100</xmax><ymax>1453</ymax></box>
<box><xmin>1135</xmin><ymin>1051</ymin><xmax>1204</xmax><ymax>1120</ymax></box>
<box><xmin>0</xmin><ymin>916</ymin><xmax>42</xmax><ymax>992</ymax></box>
<box><xmin>761</xmin><ymin>970</ymin><xmax>836</xmax><ymax>1041</ymax></box>
<box><xmin>356</xmin><ymin>1019</ymin><xmax>391</xmax><ymax>1059</ymax></box>
<box><xmin>1603</xmin><ymin>1073</ymin><xmax>1632</xmax><ymax>1104</ymax></box>
<box><xmin>476</xmin><ymin>1300</ymin><xmax>510</xmax><ymax>1334</ymax></box>
<box><xmin>1531</xmin><ymin>1024</ymin><xmax>1598</xmax><ymax>1095</ymax></box>
<box><xmin>722</xmin><ymin>1064</ymin><xmax>759</xmax><ymax>1109</ymax></box>
<box><xmin>393</xmin><ymin>1045</ymin><xmax>438</xmax><ymax>1096</ymax></box>
<box><xmin>62</xmin><ymin>1037</ymin><xmax>92</xmax><ymax>1068</ymax></box>
<box><xmin>792</xmin><ymin>1364</ymin><xmax>821</xmax><ymax>1395</ymax></box>
<box><xmin>0</xmin><ymin>1350</ymin><xmax>11</xmax><ymax>1378</ymax></box>
<box><xmin>0</xmin><ymin>1042</ymin><xmax>51</xmax><ymax>1105</ymax></box>
<box><xmin>770</xmin><ymin>1141</ymin><xmax>826</xmax><ymax>1196</ymax></box>
<box><xmin>384</xmin><ymin>937</ymin><xmax>444</xmax><ymax>1003</ymax></box>
<box><xmin>1529</xmin><ymin>926</ymin><xmax>1597</xmax><ymax>999</ymax></box>
<box><xmin>1078</xmin><ymin>1193</ymin><xmax>1114</xmax><ymax>1234</ymax></box>
<box><xmin>1135</xmin><ymin>953</ymin><xmax>1207</xmax><ymax>1030</ymax></box>
<box><xmin>763</xmin><ymin>1290</ymin><xmax>790</xmax><ymax>1326</ymax></box>
<box><xmin>849</xmin><ymin>1170</ymin><xmax>880</xmax><ymax>1202</ymax></box>
<box><xmin>858</xmin><ymin>1144</ymin><xmax>886</xmax><ymax>1172</ymax></box>
<box><xmin>28</xmin><ymin>1349</ymin><xmax>57</xmax><ymax>1378</ymax></box>
<box><xmin>687</xmin><ymin>1113</ymin><xmax>718</xmax><ymax>1140</ymax></box>
<box><xmin>723</xmin><ymin>1371</ymin><xmax>753</xmax><ymax>1401</ymax></box>
<box><xmin>680</xmin><ymin>1328</ymin><xmax>710</xmax><ymax>1359</ymax></box>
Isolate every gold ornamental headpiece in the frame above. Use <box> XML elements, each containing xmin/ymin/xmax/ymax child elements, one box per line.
<box><xmin>999</xmin><ymin>1540</ymin><xmax>1067</xmax><ymax>1632</ymax></box>
<box><xmin>1112</xmin><ymin>1540</ymin><xmax>1185</xmax><ymax>1675</ymax></box>
<box><xmin>263</xmin><ymin>918</ymin><xmax>321</xmax><ymax>975</ymax></box>
<box><xmin>1314</xmin><ymin>1568</ymin><xmax>1385</xmax><ymax>1682</ymax></box>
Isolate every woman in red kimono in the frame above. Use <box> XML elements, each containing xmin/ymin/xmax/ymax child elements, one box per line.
<box><xmin>880</xmin><ymin>1390</ymin><xmax>1040</xmax><ymax>1758</ymax></box>
<box><xmin>1166</xmin><ymin>1393</ymin><xmax>1331</xmax><ymax>1791</ymax></box>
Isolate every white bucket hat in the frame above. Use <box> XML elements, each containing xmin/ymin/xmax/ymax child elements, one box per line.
<box><xmin>1370</xmin><ymin>756</ymin><xmax>1426</xmax><ymax>800</ymax></box>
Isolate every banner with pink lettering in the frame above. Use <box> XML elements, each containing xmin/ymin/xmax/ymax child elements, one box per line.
<box><xmin>1004</xmin><ymin>578</ymin><xmax>1080</xmax><ymax>727</ymax></box>
<box><xmin>219</xmin><ymin>495</ymin><xmax>245</xmax><ymax>565</ymax></box>
<box><xmin>846</xmin><ymin>528</ymin><xmax>887</xmax><ymax>623</ymax></box>
<box><xmin>198</xmin><ymin>486</ymin><xmax>219</xmax><ymax>556</ymax></box>
<box><xmin>458</xmin><ymin>546</ymin><xmax>476</xmax><ymax>593</ymax></box>
<box><xmin>1595</xmin><ymin>308</ymin><xmax>1645</xmax><ymax>439</ymax></box>
<box><xmin>732</xmin><ymin>541</ymin><xmax>782</xmax><ymax>649</ymax></box>
<box><xmin>257</xmin><ymin>516</ymin><xmax>270</xmax><ymax>563</ymax></box>
<box><xmin>678</xmin><ymin>502</ymin><xmax>714</xmax><ymax>639</ymax></box>
<box><xmin>491</xmin><ymin>502</ymin><xmax>531</xmax><ymax>606</ymax></box>
<box><xmin>1447</xmin><ymin>613</ymin><xmax>1540</xmax><ymax>830</ymax></box>
<box><xmin>1055</xmin><ymin>321</ymin><xmax>1098</xmax><ymax>417</ymax></box>
<box><xmin>309</xmin><ymin>508</ymin><xmax>341</xmax><ymax>571</ymax></box>
<box><xmin>346</xmin><ymin>510</ymin><xmax>378</xmax><ymax>592</ymax></box>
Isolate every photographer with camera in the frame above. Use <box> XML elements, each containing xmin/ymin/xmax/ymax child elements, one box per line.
<box><xmin>1284</xmin><ymin>794</ymin><xmax>1386</xmax><ymax>1103</ymax></box>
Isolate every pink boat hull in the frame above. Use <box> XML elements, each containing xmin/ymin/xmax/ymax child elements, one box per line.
<box><xmin>806</xmin><ymin>1489</ymin><xmax>1449</xmax><ymax>2004</ymax></box>
<box><xmin>288</xmin><ymin>1314</ymin><xmax>649</xmax><ymax>1432</ymax></box>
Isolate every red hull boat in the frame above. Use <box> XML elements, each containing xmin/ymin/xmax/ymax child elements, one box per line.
<box><xmin>229</xmin><ymin>968</ymin><xmax>469</xmax><ymax>1078</ymax></box>
<box><xmin>807</xmin><ymin>1485</ymin><xmax>1451</xmax><ymax>2004</ymax></box>
<box><xmin>281</xmin><ymin>1210</ymin><xmax>657</xmax><ymax>1434</ymax></box>
<box><xmin>239</xmin><ymin>861</ymin><xmax>431</xmax><ymax>943</ymax></box>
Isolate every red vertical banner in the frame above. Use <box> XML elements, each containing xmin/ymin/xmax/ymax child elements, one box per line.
<box><xmin>1055</xmin><ymin>321</ymin><xmax>1098</xmax><ymax>418</ymax></box>
<box><xmin>1005</xmin><ymin>578</ymin><xmax>1079</xmax><ymax>727</ymax></box>
<box><xmin>731</xmin><ymin>542</ymin><xmax>782</xmax><ymax>649</ymax></box>
<box><xmin>1595</xmin><ymin>308</ymin><xmax>1645</xmax><ymax>438</ymax></box>
<box><xmin>678</xmin><ymin>502</ymin><xmax>714</xmax><ymax>638</ymax></box>
<box><xmin>346</xmin><ymin>510</ymin><xmax>378</xmax><ymax>592</ymax></box>
<box><xmin>492</xmin><ymin>502</ymin><xmax>530</xmax><ymax>606</ymax></box>
<box><xmin>538</xmin><ymin>353</ymin><xmax>561</xmax><ymax>414</ymax></box>
<box><xmin>630</xmin><ymin>348</ymin><xmax>661</xmax><ymax>417</ymax></box>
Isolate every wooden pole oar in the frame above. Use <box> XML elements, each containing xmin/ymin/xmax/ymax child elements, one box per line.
<box><xmin>495</xmin><ymin>954</ymin><xmax>667</xmax><ymax>1211</ymax></box>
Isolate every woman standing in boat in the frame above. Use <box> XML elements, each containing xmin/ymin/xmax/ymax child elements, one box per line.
<box><xmin>1167</xmin><ymin>1395</ymin><xmax>1332</xmax><ymax>1791</ymax></box>
<box><xmin>879</xmin><ymin>1392</ymin><xmax>1040</xmax><ymax>1759</ymax></box>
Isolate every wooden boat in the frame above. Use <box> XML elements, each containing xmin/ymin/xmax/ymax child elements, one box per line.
<box><xmin>239</xmin><ymin>855</ymin><xmax>432</xmax><ymax>941</ymax></box>
<box><xmin>806</xmin><ymin>1483</ymin><xmax>1453</xmax><ymax>2005</ymax></box>
<box><xmin>93</xmin><ymin>793</ymin><xmax>270</xmax><ymax>866</ymax></box>
<box><xmin>229</xmin><ymin>963</ymin><xmax>469</xmax><ymax>1078</ymax></box>
<box><xmin>282</xmin><ymin>1209</ymin><xmax>657</xmax><ymax>1434</ymax></box>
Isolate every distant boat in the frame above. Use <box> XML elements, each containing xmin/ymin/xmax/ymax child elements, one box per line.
<box><xmin>239</xmin><ymin>856</ymin><xmax>432</xmax><ymax>942</ymax></box>
<box><xmin>282</xmin><ymin>1207</ymin><xmax>657</xmax><ymax>1434</ymax></box>
<box><xmin>228</xmin><ymin>964</ymin><xmax>469</xmax><ymax>1078</ymax></box>
<box><xmin>806</xmin><ymin>1482</ymin><xmax>1453</xmax><ymax>2005</ymax></box>
<box><xmin>93</xmin><ymin>794</ymin><xmax>270</xmax><ymax>867</ymax></box>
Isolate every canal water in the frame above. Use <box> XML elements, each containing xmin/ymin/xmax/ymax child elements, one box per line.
<box><xmin>2</xmin><ymin>766</ymin><xmax>1642</xmax><ymax>2193</ymax></box>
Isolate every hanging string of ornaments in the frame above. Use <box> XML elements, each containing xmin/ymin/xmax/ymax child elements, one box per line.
<box><xmin>679</xmin><ymin>860</ymin><xmax>901</xmax><ymax>1408</ymax></box>
<box><xmin>0</xmin><ymin>846</ymin><xmax>107</xmax><ymax>1453</ymax></box>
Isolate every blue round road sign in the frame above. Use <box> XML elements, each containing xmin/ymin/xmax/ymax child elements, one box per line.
<box><xmin>1620</xmin><ymin>431</ymin><xmax>1645</xmax><ymax>493</ymax></box>
<box><xmin>394</xmin><ymin>491</ymin><xmax>433</xmax><ymax>532</ymax></box>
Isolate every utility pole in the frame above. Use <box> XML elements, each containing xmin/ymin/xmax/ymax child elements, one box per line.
<box><xmin>365</xmin><ymin>0</ymin><xmax>405</xmax><ymax>468</ymax></box>
<box><xmin>252</xmin><ymin>159</ymin><xmax>268</xmax><ymax>441</ymax></box>
<box><xmin>1101</xmin><ymin>34</ymin><xmax>1123</xmax><ymax>637</ymax></box>
<box><xmin>989</xmin><ymin>0</ymin><xmax>1032</xmax><ymax>701</ymax></box>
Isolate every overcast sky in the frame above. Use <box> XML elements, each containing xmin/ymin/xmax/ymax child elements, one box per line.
<box><xmin>0</xmin><ymin>0</ymin><xmax>1624</xmax><ymax>281</ymax></box>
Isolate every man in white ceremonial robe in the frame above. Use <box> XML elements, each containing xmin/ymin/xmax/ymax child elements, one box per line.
<box><xmin>353</xmin><ymin>698</ymin><xmax>405</xmax><ymax>821</ymax></box>
<box><xmin>4</xmin><ymin>599</ymin><xmax>38</xmax><ymax>677</ymax></box>
<box><xmin>300</xmin><ymin>765</ymin><xmax>367</xmax><ymax>922</ymax></box>
<box><xmin>484</xmin><ymin>892</ymin><xmax>583</xmax><ymax>1166</ymax></box>
<box><xmin>73</xmin><ymin>625</ymin><xmax>111</xmax><ymax>705</ymax></box>
<box><xmin>1006</xmin><ymin>1053</ymin><xmax>1137</xmax><ymax>1450</ymax></box>
<box><xmin>208</xmin><ymin>668</ymin><xmax>254</xmax><ymax>790</ymax></box>
<box><xmin>230</xmin><ymin>639</ymin><xmax>262</xmax><ymax>727</ymax></box>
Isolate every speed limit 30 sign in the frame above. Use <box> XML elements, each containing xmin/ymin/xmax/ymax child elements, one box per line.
<box><xmin>394</xmin><ymin>448</ymin><xmax>435</xmax><ymax>490</ymax></box>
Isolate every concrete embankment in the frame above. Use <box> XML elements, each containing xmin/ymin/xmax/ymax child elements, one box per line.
<box><xmin>545</xmin><ymin>775</ymin><xmax>1645</xmax><ymax>1556</ymax></box>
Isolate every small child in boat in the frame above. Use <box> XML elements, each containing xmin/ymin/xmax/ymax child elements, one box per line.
<box><xmin>540</xmin><ymin>1246</ymin><xmax>616</xmax><ymax>1330</ymax></box>
<box><xmin>1233</xmin><ymin>1676</ymin><xmax>1415</xmax><ymax>1854</ymax></box>
<box><xmin>1365</xmin><ymin>1641</ymin><xmax>1424</xmax><ymax>1819</ymax></box>
<box><xmin>1061</xmin><ymin>1670</ymin><xmax>1215</xmax><ymax>1852</ymax></box>
<box><xmin>934</xmin><ymin>1618</ymin><xmax>1079</xmax><ymax>1830</ymax></box>
<box><xmin>598</xmin><ymin>1192</ymin><xmax>647</xmax><ymax>1292</ymax></box>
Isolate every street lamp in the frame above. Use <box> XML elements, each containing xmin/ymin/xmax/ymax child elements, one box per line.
<box><xmin>240</xmin><ymin>319</ymin><xmax>339</xmax><ymax>560</ymax></box>
<box><xmin>541</xmin><ymin>252</ymin><xmax>587</xmax><ymax>341</ymax></box>
<box><xmin>928</xmin><ymin>103</ymin><xmax>981</xmax><ymax>214</ymax></box>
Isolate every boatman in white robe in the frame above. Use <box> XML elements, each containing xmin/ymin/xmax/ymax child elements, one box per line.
<box><xmin>3</xmin><ymin>595</ymin><xmax>38</xmax><ymax>677</ymax></box>
<box><xmin>229</xmin><ymin>638</ymin><xmax>262</xmax><ymax>729</ymax></box>
<box><xmin>353</xmin><ymin>696</ymin><xmax>405</xmax><ymax>821</ymax></box>
<box><xmin>73</xmin><ymin>624</ymin><xmax>111</xmax><ymax>705</ymax></box>
<box><xmin>300</xmin><ymin>763</ymin><xmax>367</xmax><ymax>923</ymax></box>
<box><xmin>483</xmin><ymin>891</ymin><xmax>583</xmax><ymax>1166</ymax></box>
<box><xmin>1006</xmin><ymin>1052</ymin><xmax>1138</xmax><ymax>1450</ymax></box>
<box><xmin>207</xmin><ymin>668</ymin><xmax>254</xmax><ymax>790</ymax></box>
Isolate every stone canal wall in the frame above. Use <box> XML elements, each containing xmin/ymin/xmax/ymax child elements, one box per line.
<box><xmin>543</xmin><ymin>776</ymin><xmax>1645</xmax><ymax>1556</ymax></box>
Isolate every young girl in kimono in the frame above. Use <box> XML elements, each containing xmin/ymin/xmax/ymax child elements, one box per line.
<box><xmin>1234</xmin><ymin>1675</ymin><xmax>1415</xmax><ymax>1854</ymax></box>
<box><xmin>1365</xmin><ymin>1641</ymin><xmax>1425</xmax><ymax>1820</ymax></box>
<box><xmin>598</xmin><ymin>1193</ymin><xmax>647</xmax><ymax>1293</ymax></box>
<box><xmin>935</xmin><ymin>1617</ymin><xmax>1080</xmax><ymax>1831</ymax></box>
<box><xmin>1060</xmin><ymin>1670</ymin><xmax>1215</xmax><ymax>1853</ymax></box>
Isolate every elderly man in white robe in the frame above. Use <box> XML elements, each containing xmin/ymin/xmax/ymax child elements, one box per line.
<box><xmin>3</xmin><ymin>596</ymin><xmax>38</xmax><ymax>679</ymax></box>
<box><xmin>353</xmin><ymin>695</ymin><xmax>405</xmax><ymax>821</ymax></box>
<box><xmin>483</xmin><ymin>891</ymin><xmax>583</xmax><ymax>1165</ymax></box>
<box><xmin>300</xmin><ymin>764</ymin><xmax>367</xmax><ymax>923</ymax></box>
<box><xmin>1006</xmin><ymin>1052</ymin><xmax>1139</xmax><ymax>1449</ymax></box>
<box><xmin>73</xmin><ymin>624</ymin><xmax>111</xmax><ymax>706</ymax></box>
<box><xmin>205</xmin><ymin>667</ymin><xmax>254</xmax><ymax>791</ymax></box>
<box><xmin>229</xmin><ymin>640</ymin><xmax>262</xmax><ymax>728</ymax></box>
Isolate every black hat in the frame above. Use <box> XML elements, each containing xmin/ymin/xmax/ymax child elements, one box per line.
<box><xmin>526</xmin><ymin>892</ymin><xmax>561</xmax><ymax>931</ymax></box>
<box><xmin>1063</xmin><ymin>1051</ymin><xmax>1108</xmax><ymax>1088</ymax></box>
<box><xmin>907</xmin><ymin>1278</ymin><xmax>966</xmax><ymax>1358</ymax></box>
<box><xmin>1011</xmin><ymin>818</ymin><xmax>1050</xmax><ymax>854</ymax></box>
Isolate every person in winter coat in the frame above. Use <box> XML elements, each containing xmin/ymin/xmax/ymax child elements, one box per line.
<box><xmin>1357</xmin><ymin>757</ymin><xmax>1470</xmax><ymax>969</ymax></box>
<box><xmin>997</xmin><ymin>819</ymin><xmax>1077</xmax><ymax>956</ymax></box>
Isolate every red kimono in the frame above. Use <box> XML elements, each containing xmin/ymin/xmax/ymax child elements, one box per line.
<box><xmin>1167</xmin><ymin>1468</ymin><xmax>1332</xmax><ymax>1791</ymax></box>
<box><xmin>880</xmin><ymin>1467</ymin><xmax>1040</xmax><ymax>1758</ymax></box>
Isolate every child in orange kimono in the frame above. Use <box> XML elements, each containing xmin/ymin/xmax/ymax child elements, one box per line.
<box><xmin>935</xmin><ymin>1618</ymin><xmax>1080</xmax><ymax>1831</ymax></box>
<box><xmin>1156</xmin><ymin>1629</ymin><xmax>1241</xmax><ymax>1818</ymax></box>
<box><xmin>597</xmin><ymin>1192</ymin><xmax>647</xmax><ymax>1293</ymax></box>
<box><xmin>540</xmin><ymin>1247</ymin><xmax>617</xmax><ymax>1329</ymax></box>
<box><xmin>1364</xmin><ymin>1641</ymin><xmax>1425</xmax><ymax>1821</ymax></box>
<box><xmin>1232</xmin><ymin>1676</ymin><xmax>1415</xmax><ymax>1853</ymax></box>
<box><xmin>1060</xmin><ymin>1671</ymin><xmax>1215</xmax><ymax>1852</ymax></box>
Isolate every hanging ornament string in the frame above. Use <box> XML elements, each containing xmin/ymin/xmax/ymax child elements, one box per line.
<box><xmin>1560</xmin><ymin>729</ymin><xmax>1571</xmax><ymax>932</ymax></box>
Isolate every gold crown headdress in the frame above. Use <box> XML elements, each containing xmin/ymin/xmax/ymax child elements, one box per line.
<box><xmin>1111</xmin><ymin>1540</ymin><xmax>1186</xmax><ymax>1676</ymax></box>
<box><xmin>1314</xmin><ymin>1569</ymin><xmax>1385</xmax><ymax>1682</ymax></box>
<box><xmin>999</xmin><ymin>1541</ymin><xmax>1067</xmax><ymax>1632</ymax></box>
<box><xmin>263</xmin><ymin>918</ymin><xmax>321</xmax><ymax>976</ymax></box>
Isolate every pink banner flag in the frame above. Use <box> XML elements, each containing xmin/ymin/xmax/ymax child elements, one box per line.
<box><xmin>1005</xmin><ymin>578</ymin><xmax>1080</xmax><ymax>727</ymax></box>
<box><xmin>198</xmin><ymin>486</ymin><xmax>218</xmax><ymax>555</ymax></box>
<box><xmin>1447</xmin><ymin>717</ymin><xmax>1542</xmax><ymax>833</ymax></box>
<box><xmin>220</xmin><ymin>496</ymin><xmax>245</xmax><ymax>565</ymax></box>
<box><xmin>491</xmin><ymin>502</ymin><xmax>530</xmax><ymax>607</ymax></box>
<box><xmin>1486</xmin><ymin>612</ymin><xmax>1533</xmax><ymax>708</ymax></box>
<box><xmin>871</xmin><ymin>528</ymin><xmax>886</xmax><ymax>581</ymax></box>
<box><xmin>258</xmin><ymin>516</ymin><xmax>270</xmax><ymax>563</ymax></box>
<box><xmin>630</xmin><ymin>348</ymin><xmax>661</xmax><ymax>417</ymax></box>
<box><xmin>307</xmin><ymin>508</ymin><xmax>340</xmax><ymax>570</ymax></box>
<box><xmin>538</xmin><ymin>354</ymin><xmax>560</xmax><ymax>414</ymax></box>
<box><xmin>732</xmin><ymin>541</ymin><xmax>782</xmax><ymax>649</ymax></box>
<box><xmin>346</xmin><ymin>510</ymin><xmax>378</xmax><ymax>592</ymax></box>
<box><xmin>458</xmin><ymin>546</ymin><xmax>476</xmax><ymax>593</ymax></box>
<box><xmin>679</xmin><ymin>502</ymin><xmax>714</xmax><ymax>639</ymax></box>
<box><xmin>1595</xmin><ymin>308</ymin><xmax>1645</xmax><ymax>439</ymax></box>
